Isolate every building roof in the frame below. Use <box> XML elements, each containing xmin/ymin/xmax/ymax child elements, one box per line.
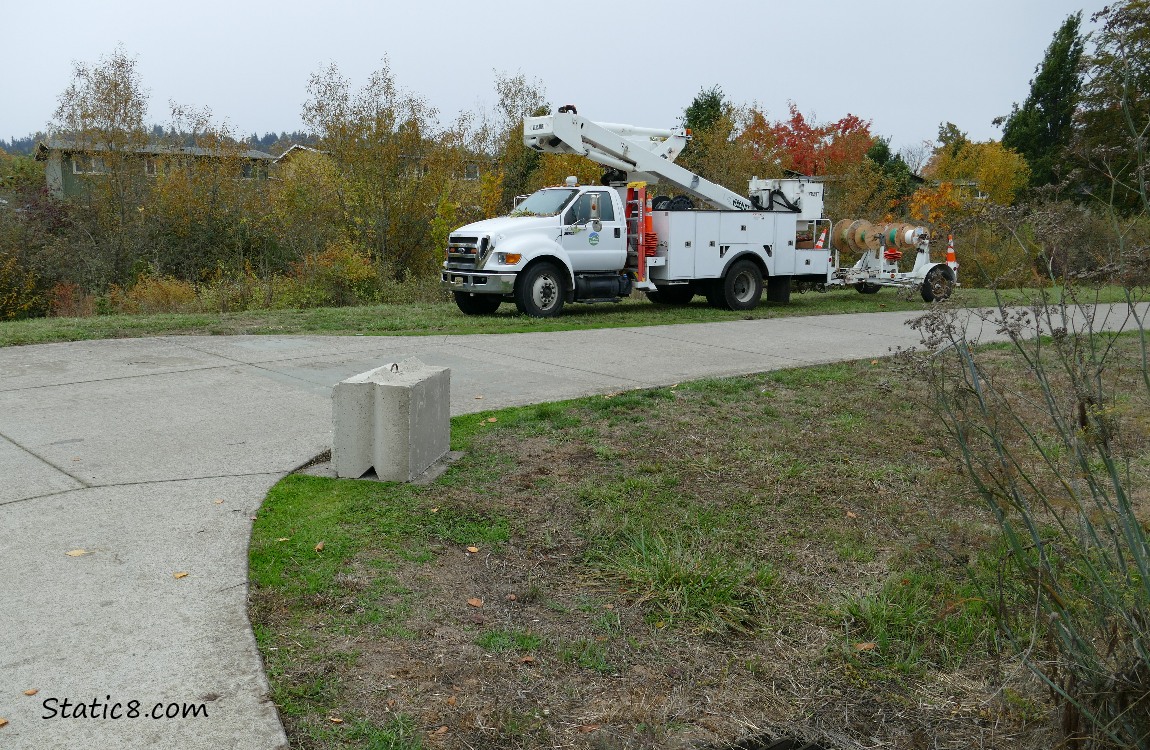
<box><xmin>36</xmin><ymin>139</ymin><xmax>275</xmax><ymax>161</ymax></box>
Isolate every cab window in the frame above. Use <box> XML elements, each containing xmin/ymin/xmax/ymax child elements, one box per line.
<box><xmin>564</xmin><ymin>191</ymin><xmax>615</xmax><ymax>224</ymax></box>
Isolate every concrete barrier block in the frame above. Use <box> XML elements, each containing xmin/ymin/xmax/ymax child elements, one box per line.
<box><xmin>332</xmin><ymin>358</ymin><xmax>450</xmax><ymax>481</ymax></box>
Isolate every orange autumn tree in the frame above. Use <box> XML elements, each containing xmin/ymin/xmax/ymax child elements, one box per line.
<box><xmin>771</xmin><ymin>103</ymin><xmax>874</xmax><ymax>176</ymax></box>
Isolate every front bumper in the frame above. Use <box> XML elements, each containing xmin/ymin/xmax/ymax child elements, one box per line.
<box><xmin>440</xmin><ymin>270</ymin><xmax>516</xmax><ymax>295</ymax></box>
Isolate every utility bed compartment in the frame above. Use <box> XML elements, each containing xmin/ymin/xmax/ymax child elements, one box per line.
<box><xmin>648</xmin><ymin>209</ymin><xmax>807</xmax><ymax>281</ymax></box>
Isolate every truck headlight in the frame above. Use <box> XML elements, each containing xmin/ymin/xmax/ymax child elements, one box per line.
<box><xmin>496</xmin><ymin>252</ymin><xmax>522</xmax><ymax>265</ymax></box>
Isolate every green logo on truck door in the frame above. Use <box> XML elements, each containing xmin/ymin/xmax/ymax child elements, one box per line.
<box><xmin>588</xmin><ymin>232</ymin><xmax>600</xmax><ymax>246</ymax></box>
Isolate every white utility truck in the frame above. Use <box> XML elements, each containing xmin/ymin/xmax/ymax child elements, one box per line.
<box><xmin>441</xmin><ymin>106</ymin><xmax>957</xmax><ymax>317</ymax></box>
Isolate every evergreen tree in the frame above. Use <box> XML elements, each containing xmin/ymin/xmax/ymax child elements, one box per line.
<box><xmin>997</xmin><ymin>12</ymin><xmax>1084</xmax><ymax>187</ymax></box>
<box><xmin>682</xmin><ymin>85</ymin><xmax>725</xmax><ymax>132</ymax></box>
<box><xmin>866</xmin><ymin>137</ymin><xmax>915</xmax><ymax>200</ymax></box>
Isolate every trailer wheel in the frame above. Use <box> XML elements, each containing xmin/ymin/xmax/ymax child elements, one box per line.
<box><xmin>515</xmin><ymin>262</ymin><xmax>566</xmax><ymax>318</ymax></box>
<box><xmin>646</xmin><ymin>285</ymin><xmax>694</xmax><ymax>305</ymax></box>
<box><xmin>453</xmin><ymin>291</ymin><xmax>502</xmax><ymax>316</ymax></box>
<box><xmin>921</xmin><ymin>265</ymin><xmax>956</xmax><ymax>303</ymax></box>
<box><xmin>855</xmin><ymin>282</ymin><xmax>882</xmax><ymax>294</ymax></box>
<box><xmin>716</xmin><ymin>259</ymin><xmax>763</xmax><ymax>311</ymax></box>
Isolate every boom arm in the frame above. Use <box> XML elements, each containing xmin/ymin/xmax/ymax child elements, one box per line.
<box><xmin>523</xmin><ymin>111</ymin><xmax>753</xmax><ymax>210</ymax></box>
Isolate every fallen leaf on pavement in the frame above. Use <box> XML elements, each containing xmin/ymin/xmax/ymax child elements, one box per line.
<box><xmin>0</xmin><ymin>718</ymin><xmax>8</xmax><ymax>729</ymax></box>
<box><xmin>174</xmin><ymin>572</ymin><xmax>189</xmax><ymax>579</ymax></box>
<box><xmin>23</xmin><ymin>689</ymin><xmax>38</xmax><ymax>696</ymax></box>
<box><xmin>213</xmin><ymin>499</ymin><xmax>224</xmax><ymax>505</ymax></box>
<box><xmin>466</xmin><ymin>597</ymin><xmax>483</xmax><ymax>608</ymax></box>
<box><xmin>65</xmin><ymin>549</ymin><xmax>89</xmax><ymax>557</ymax></box>
<box><xmin>314</xmin><ymin>541</ymin><xmax>325</xmax><ymax>553</ymax></box>
<box><xmin>474</xmin><ymin>395</ymin><xmax>484</xmax><ymax>400</ymax></box>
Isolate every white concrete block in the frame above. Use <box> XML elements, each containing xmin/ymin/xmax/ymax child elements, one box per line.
<box><xmin>332</xmin><ymin>358</ymin><xmax>450</xmax><ymax>481</ymax></box>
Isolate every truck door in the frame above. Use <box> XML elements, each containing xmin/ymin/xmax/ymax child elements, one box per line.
<box><xmin>559</xmin><ymin>190</ymin><xmax>626</xmax><ymax>272</ymax></box>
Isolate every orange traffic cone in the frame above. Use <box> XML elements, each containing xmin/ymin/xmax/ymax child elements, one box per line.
<box><xmin>814</xmin><ymin>228</ymin><xmax>827</xmax><ymax>250</ymax></box>
<box><xmin>946</xmin><ymin>235</ymin><xmax>958</xmax><ymax>270</ymax></box>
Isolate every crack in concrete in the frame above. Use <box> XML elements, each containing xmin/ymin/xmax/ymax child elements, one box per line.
<box><xmin>0</xmin><ymin>429</ymin><xmax>91</xmax><ymax>488</ymax></box>
<box><xmin>0</xmin><ymin>363</ymin><xmax>234</xmax><ymax>393</ymax></box>
<box><xmin>0</xmin><ymin>470</ymin><xmax>289</xmax><ymax>507</ymax></box>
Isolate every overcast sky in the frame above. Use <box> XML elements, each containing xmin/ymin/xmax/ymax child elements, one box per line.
<box><xmin>4</xmin><ymin>0</ymin><xmax>1101</xmax><ymax>156</ymax></box>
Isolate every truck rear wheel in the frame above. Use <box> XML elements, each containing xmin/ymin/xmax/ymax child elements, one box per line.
<box><xmin>717</xmin><ymin>259</ymin><xmax>763</xmax><ymax>311</ymax></box>
<box><xmin>646</xmin><ymin>285</ymin><xmax>694</xmax><ymax>305</ymax></box>
<box><xmin>515</xmin><ymin>262</ymin><xmax>566</xmax><ymax>317</ymax></box>
<box><xmin>453</xmin><ymin>291</ymin><xmax>502</xmax><ymax>316</ymax></box>
<box><xmin>856</xmin><ymin>282</ymin><xmax>882</xmax><ymax>294</ymax></box>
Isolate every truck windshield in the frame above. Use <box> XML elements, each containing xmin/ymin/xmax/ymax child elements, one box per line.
<box><xmin>510</xmin><ymin>188</ymin><xmax>577</xmax><ymax>217</ymax></box>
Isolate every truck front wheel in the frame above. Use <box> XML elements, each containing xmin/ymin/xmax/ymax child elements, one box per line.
<box><xmin>515</xmin><ymin>262</ymin><xmax>566</xmax><ymax>317</ymax></box>
<box><xmin>453</xmin><ymin>291</ymin><xmax>502</xmax><ymax>316</ymax></box>
<box><xmin>710</xmin><ymin>259</ymin><xmax>763</xmax><ymax>311</ymax></box>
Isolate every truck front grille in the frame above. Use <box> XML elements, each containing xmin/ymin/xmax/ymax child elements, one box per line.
<box><xmin>446</xmin><ymin>236</ymin><xmax>487</xmax><ymax>270</ymax></box>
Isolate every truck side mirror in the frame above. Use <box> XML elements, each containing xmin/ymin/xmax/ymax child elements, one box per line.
<box><xmin>589</xmin><ymin>194</ymin><xmax>602</xmax><ymax>232</ymax></box>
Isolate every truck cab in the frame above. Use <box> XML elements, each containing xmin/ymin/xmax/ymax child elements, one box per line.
<box><xmin>441</xmin><ymin>180</ymin><xmax>632</xmax><ymax>316</ymax></box>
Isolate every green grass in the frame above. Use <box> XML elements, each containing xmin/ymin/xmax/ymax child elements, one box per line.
<box><xmin>2</xmin><ymin>284</ymin><xmax>1133</xmax><ymax>347</ymax></box>
<box><xmin>842</xmin><ymin>569</ymin><xmax>994</xmax><ymax>673</ymax></box>
<box><xmin>475</xmin><ymin>628</ymin><xmax>544</xmax><ymax>654</ymax></box>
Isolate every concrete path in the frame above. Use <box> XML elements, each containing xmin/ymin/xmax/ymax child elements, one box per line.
<box><xmin>0</xmin><ymin>306</ymin><xmax>1141</xmax><ymax>749</ymax></box>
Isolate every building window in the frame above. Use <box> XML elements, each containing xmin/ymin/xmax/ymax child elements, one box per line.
<box><xmin>464</xmin><ymin>163</ymin><xmax>480</xmax><ymax>181</ymax></box>
<box><xmin>72</xmin><ymin>155</ymin><xmax>107</xmax><ymax>174</ymax></box>
<box><xmin>145</xmin><ymin>158</ymin><xmax>157</xmax><ymax>177</ymax></box>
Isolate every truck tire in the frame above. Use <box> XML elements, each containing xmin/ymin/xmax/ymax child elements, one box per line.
<box><xmin>856</xmin><ymin>282</ymin><xmax>882</xmax><ymax>294</ymax></box>
<box><xmin>921</xmin><ymin>265</ymin><xmax>956</xmax><ymax>302</ymax></box>
<box><xmin>651</xmin><ymin>195</ymin><xmax>672</xmax><ymax>210</ymax></box>
<box><xmin>453</xmin><ymin>291</ymin><xmax>502</xmax><ymax>315</ymax></box>
<box><xmin>515</xmin><ymin>262</ymin><xmax>566</xmax><ymax>317</ymax></box>
<box><xmin>715</xmin><ymin>259</ymin><xmax>763</xmax><ymax>311</ymax></box>
<box><xmin>646</xmin><ymin>285</ymin><xmax>694</xmax><ymax>305</ymax></box>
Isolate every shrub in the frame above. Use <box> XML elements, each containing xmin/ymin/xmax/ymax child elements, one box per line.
<box><xmin>284</xmin><ymin>241</ymin><xmax>381</xmax><ymax>308</ymax></box>
<box><xmin>0</xmin><ymin>248</ymin><xmax>43</xmax><ymax>319</ymax></box>
<box><xmin>123</xmin><ymin>273</ymin><xmax>197</xmax><ymax>314</ymax></box>
<box><xmin>47</xmin><ymin>281</ymin><xmax>95</xmax><ymax>317</ymax></box>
